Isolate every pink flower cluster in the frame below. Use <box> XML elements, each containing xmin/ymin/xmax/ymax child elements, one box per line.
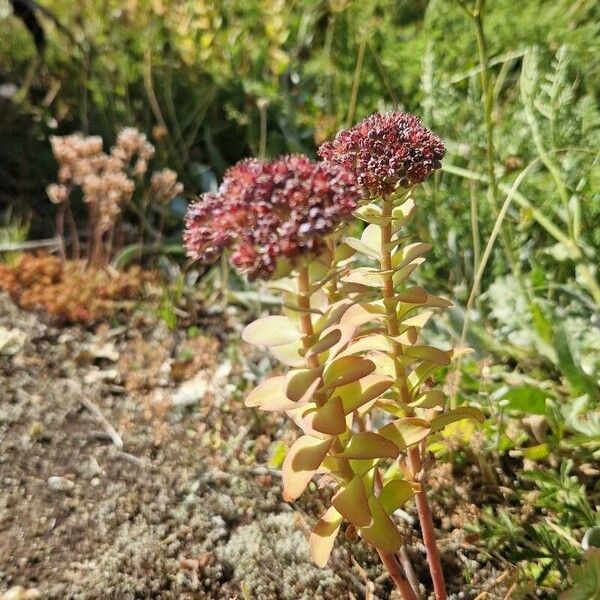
<box><xmin>184</xmin><ymin>155</ymin><xmax>360</xmax><ymax>280</ymax></box>
<box><xmin>318</xmin><ymin>112</ymin><xmax>445</xmax><ymax>195</ymax></box>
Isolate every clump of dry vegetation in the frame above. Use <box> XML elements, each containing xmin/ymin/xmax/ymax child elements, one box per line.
<box><xmin>0</xmin><ymin>253</ymin><xmax>153</xmax><ymax>324</ymax></box>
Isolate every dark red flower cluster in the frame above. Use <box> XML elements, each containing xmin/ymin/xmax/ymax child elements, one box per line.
<box><xmin>318</xmin><ymin>112</ymin><xmax>445</xmax><ymax>196</ymax></box>
<box><xmin>184</xmin><ymin>155</ymin><xmax>360</xmax><ymax>280</ymax></box>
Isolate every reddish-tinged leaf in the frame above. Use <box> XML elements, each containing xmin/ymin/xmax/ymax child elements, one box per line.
<box><xmin>379</xmin><ymin>480</ymin><xmax>416</xmax><ymax>514</ymax></box>
<box><xmin>245</xmin><ymin>375</ymin><xmax>298</xmax><ymax>411</ymax></box>
<box><xmin>378</xmin><ymin>417</ymin><xmax>431</xmax><ymax>450</ymax></box>
<box><xmin>286</xmin><ymin>367</ymin><xmax>323</xmax><ymax>402</ymax></box>
<box><xmin>332</xmin><ymin>476</ymin><xmax>372</xmax><ymax>527</ymax></box>
<box><xmin>305</xmin><ymin>328</ymin><xmax>342</xmax><ymax>358</ymax></box>
<box><xmin>282</xmin><ymin>435</ymin><xmax>333</xmax><ymax>501</ymax></box>
<box><xmin>323</xmin><ymin>356</ymin><xmax>375</xmax><ymax>389</ymax></box>
<box><xmin>334</xmin><ymin>432</ymin><xmax>399</xmax><ymax>460</ymax></box>
<box><xmin>268</xmin><ymin>340</ymin><xmax>305</xmax><ymax>367</ymax></box>
<box><xmin>359</xmin><ymin>496</ymin><xmax>402</xmax><ymax>552</ymax></box>
<box><xmin>339</xmin><ymin>374</ymin><xmax>394</xmax><ymax>414</ymax></box>
<box><xmin>310</xmin><ymin>506</ymin><xmax>343</xmax><ymax>568</ymax></box>
<box><xmin>304</xmin><ymin>396</ymin><xmax>347</xmax><ymax>435</ymax></box>
<box><xmin>430</xmin><ymin>407</ymin><xmax>485</xmax><ymax>432</ymax></box>
<box><xmin>395</xmin><ymin>286</ymin><xmax>428</xmax><ymax>304</ymax></box>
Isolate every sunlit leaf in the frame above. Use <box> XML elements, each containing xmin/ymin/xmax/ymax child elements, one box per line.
<box><xmin>391</xmin><ymin>242</ymin><xmax>432</xmax><ymax>269</ymax></box>
<box><xmin>282</xmin><ymin>435</ymin><xmax>333</xmax><ymax>501</ymax></box>
<box><xmin>339</xmin><ymin>374</ymin><xmax>394</xmax><ymax>414</ymax></box>
<box><xmin>345</xmin><ymin>237</ymin><xmax>381</xmax><ymax>260</ymax></box>
<box><xmin>429</xmin><ymin>407</ymin><xmax>485</xmax><ymax>432</ymax></box>
<box><xmin>379</xmin><ymin>417</ymin><xmax>431</xmax><ymax>449</ymax></box>
<box><xmin>286</xmin><ymin>367</ymin><xmax>323</xmax><ymax>402</ymax></box>
<box><xmin>409</xmin><ymin>390</ymin><xmax>446</xmax><ymax>409</ymax></box>
<box><xmin>392</xmin><ymin>259</ymin><xmax>425</xmax><ymax>287</ymax></box>
<box><xmin>269</xmin><ymin>339</ymin><xmax>305</xmax><ymax>367</ymax></box>
<box><xmin>379</xmin><ymin>480</ymin><xmax>416</xmax><ymax>514</ymax></box>
<box><xmin>340</xmin><ymin>267</ymin><xmax>383</xmax><ymax>288</ymax></box>
<box><xmin>403</xmin><ymin>345</ymin><xmax>451</xmax><ymax>366</ymax></box>
<box><xmin>332</xmin><ymin>475</ymin><xmax>372</xmax><ymax>527</ymax></box>
<box><xmin>243</xmin><ymin>315</ymin><xmax>303</xmax><ymax>347</ymax></box>
<box><xmin>303</xmin><ymin>396</ymin><xmax>347</xmax><ymax>435</ymax></box>
<box><xmin>340</xmin><ymin>301</ymin><xmax>386</xmax><ymax>328</ymax></box>
<box><xmin>245</xmin><ymin>375</ymin><xmax>298</xmax><ymax>411</ymax></box>
<box><xmin>310</xmin><ymin>506</ymin><xmax>343</xmax><ymax>568</ymax></box>
<box><xmin>392</xmin><ymin>198</ymin><xmax>416</xmax><ymax>231</ymax></box>
<box><xmin>334</xmin><ymin>431</ymin><xmax>399</xmax><ymax>459</ymax></box>
<box><xmin>359</xmin><ymin>496</ymin><xmax>402</xmax><ymax>552</ymax></box>
<box><xmin>323</xmin><ymin>356</ymin><xmax>375</xmax><ymax>389</ymax></box>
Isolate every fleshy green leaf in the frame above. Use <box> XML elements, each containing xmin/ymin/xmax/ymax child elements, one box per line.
<box><xmin>359</xmin><ymin>496</ymin><xmax>402</xmax><ymax>552</ymax></box>
<box><xmin>332</xmin><ymin>475</ymin><xmax>372</xmax><ymax>527</ymax></box>
<box><xmin>379</xmin><ymin>417</ymin><xmax>431</xmax><ymax>449</ymax></box>
<box><xmin>286</xmin><ymin>367</ymin><xmax>323</xmax><ymax>403</ymax></box>
<box><xmin>334</xmin><ymin>431</ymin><xmax>399</xmax><ymax>459</ymax></box>
<box><xmin>245</xmin><ymin>375</ymin><xmax>298</xmax><ymax>411</ymax></box>
<box><xmin>282</xmin><ymin>435</ymin><xmax>333</xmax><ymax>501</ymax></box>
<box><xmin>429</xmin><ymin>407</ymin><xmax>485</xmax><ymax>432</ymax></box>
<box><xmin>379</xmin><ymin>480</ymin><xmax>417</xmax><ymax>514</ymax></box>
<box><xmin>242</xmin><ymin>315</ymin><xmax>303</xmax><ymax>347</ymax></box>
<box><xmin>323</xmin><ymin>356</ymin><xmax>376</xmax><ymax>389</ymax></box>
<box><xmin>303</xmin><ymin>396</ymin><xmax>347</xmax><ymax>435</ymax></box>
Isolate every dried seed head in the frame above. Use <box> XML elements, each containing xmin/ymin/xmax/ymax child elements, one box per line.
<box><xmin>318</xmin><ymin>111</ymin><xmax>445</xmax><ymax>196</ymax></box>
<box><xmin>150</xmin><ymin>169</ymin><xmax>184</xmax><ymax>204</ymax></box>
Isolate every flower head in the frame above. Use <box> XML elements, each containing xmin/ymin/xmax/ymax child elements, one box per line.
<box><xmin>318</xmin><ymin>112</ymin><xmax>445</xmax><ymax>196</ymax></box>
<box><xmin>184</xmin><ymin>155</ymin><xmax>360</xmax><ymax>280</ymax></box>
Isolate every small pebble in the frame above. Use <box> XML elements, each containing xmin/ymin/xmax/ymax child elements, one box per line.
<box><xmin>47</xmin><ymin>476</ymin><xmax>75</xmax><ymax>492</ymax></box>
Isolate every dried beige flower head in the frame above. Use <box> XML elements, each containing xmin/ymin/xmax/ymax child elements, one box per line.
<box><xmin>46</xmin><ymin>183</ymin><xmax>69</xmax><ymax>205</ymax></box>
<box><xmin>150</xmin><ymin>168</ymin><xmax>184</xmax><ymax>204</ymax></box>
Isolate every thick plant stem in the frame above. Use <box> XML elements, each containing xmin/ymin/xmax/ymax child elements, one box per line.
<box><xmin>297</xmin><ymin>265</ymin><xmax>316</xmax><ymax>361</ymax></box>
<box><xmin>380</xmin><ymin>195</ymin><xmax>446</xmax><ymax>600</ymax></box>
<box><xmin>407</xmin><ymin>445</ymin><xmax>446</xmax><ymax>599</ymax></box>
<box><xmin>377</xmin><ymin>550</ymin><xmax>419</xmax><ymax>600</ymax></box>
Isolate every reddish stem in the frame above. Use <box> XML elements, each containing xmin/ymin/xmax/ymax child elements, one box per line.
<box><xmin>408</xmin><ymin>445</ymin><xmax>446</xmax><ymax>599</ymax></box>
<box><xmin>377</xmin><ymin>550</ymin><xmax>419</xmax><ymax>600</ymax></box>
